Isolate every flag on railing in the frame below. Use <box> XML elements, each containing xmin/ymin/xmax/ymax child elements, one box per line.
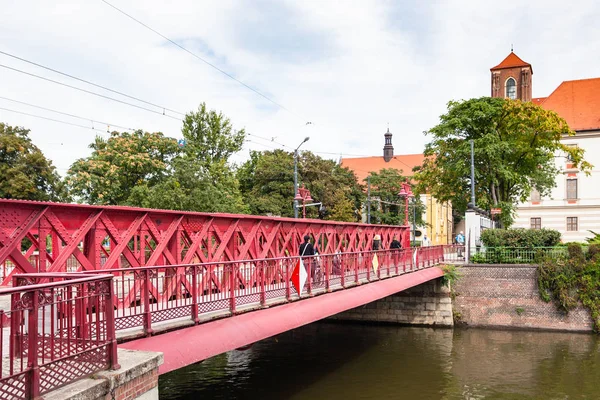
<box><xmin>372</xmin><ymin>254</ymin><xmax>379</xmax><ymax>273</ymax></box>
<box><xmin>291</xmin><ymin>258</ymin><xmax>308</xmax><ymax>296</ymax></box>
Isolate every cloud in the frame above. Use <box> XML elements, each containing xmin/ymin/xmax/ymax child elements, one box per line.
<box><xmin>1</xmin><ymin>0</ymin><xmax>599</xmax><ymax>175</ymax></box>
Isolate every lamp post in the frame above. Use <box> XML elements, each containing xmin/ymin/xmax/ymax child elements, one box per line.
<box><xmin>294</xmin><ymin>137</ymin><xmax>310</xmax><ymax>218</ymax></box>
<box><xmin>399</xmin><ymin>181</ymin><xmax>415</xmax><ymax>245</ymax></box>
<box><xmin>294</xmin><ymin>185</ymin><xmax>314</xmax><ymax>218</ymax></box>
<box><xmin>398</xmin><ymin>181</ymin><xmax>413</xmax><ymax>226</ymax></box>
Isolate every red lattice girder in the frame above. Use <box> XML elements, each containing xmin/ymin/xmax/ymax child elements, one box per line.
<box><xmin>0</xmin><ymin>199</ymin><xmax>409</xmax><ymax>278</ymax></box>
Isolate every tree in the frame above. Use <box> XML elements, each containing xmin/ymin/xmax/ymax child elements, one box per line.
<box><xmin>414</xmin><ymin>97</ymin><xmax>591</xmax><ymax>226</ymax></box>
<box><xmin>366</xmin><ymin>168</ymin><xmax>424</xmax><ymax>226</ymax></box>
<box><xmin>67</xmin><ymin>130</ymin><xmax>179</xmax><ymax>204</ymax></box>
<box><xmin>237</xmin><ymin>149</ymin><xmax>364</xmax><ymax>221</ymax></box>
<box><xmin>0</xmin><ymin>123</ymin><xmax>68</xmax><ymax>201</ymax></box>
<box><xmin>181</xmin><ymin>102</ymin><xmax>245</xmax><ymax>168</ymax></box>
<box><xmin>127</xmin><ymin>103</ymin><xmax>249</xmax><ymax>214</ymax></box>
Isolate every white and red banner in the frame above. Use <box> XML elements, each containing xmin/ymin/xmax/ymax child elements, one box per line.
<box><xmin>291</xmin><ymin>258</ymin><xmax>308</xmax><ymax>296</ymax></box>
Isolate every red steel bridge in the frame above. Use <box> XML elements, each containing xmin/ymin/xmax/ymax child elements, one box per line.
<box><xmin>0</xmin><ymin>200</ymin><xmax>454</xmax><ymax>399</ymax></box>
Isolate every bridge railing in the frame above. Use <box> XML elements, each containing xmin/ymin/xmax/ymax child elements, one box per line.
<box><xmin>80</xmin><ymin>246</ymin><xmax>445</xmax><ymax>337</ymax></box>
<box><xmin>0</xmin><ymin>273</ymin><xmax>119</xmax><ymax>399</ymax></box>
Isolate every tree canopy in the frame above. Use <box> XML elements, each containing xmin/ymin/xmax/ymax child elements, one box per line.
<box><xmin>126</xmin><ymin>103</ymin><xmax>248</xmax><ymax>214</ymax></box>
<box><xmin>67</xmin><ymin>130</ymin><xmax>178</xmax><ymax>205</ymax></box>
<box><xmin>237</xmin><ymin>149</ymin><xmax>364</xmax><ymax>221</ymax></box>
<box><xmin>414</xmin><ymin>97</ymin><xmax>591</xmax><ymax>226</ymax></box>
<box><xmin>366</xmin><ymin>168</ymin><xmax>424</xmax><ymax>226</ymax></box>
<box><xmin>0</xmin><ymin>123</ymin><xmax>67</xmax><ymax>201</ymax></box>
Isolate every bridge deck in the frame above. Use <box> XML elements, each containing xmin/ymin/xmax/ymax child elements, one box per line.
<box><xmin>120</xmin><ymin>267</ymin><xmax>444</xmax><ymax>374</ymax></box>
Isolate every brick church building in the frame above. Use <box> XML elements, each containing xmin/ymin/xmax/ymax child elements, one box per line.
<box><xmin>492</xmin><ymin>51</ymin><xmax>600</xmax><ymax>241</ymax></box>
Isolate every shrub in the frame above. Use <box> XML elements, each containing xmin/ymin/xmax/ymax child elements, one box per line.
<box><xmin>481</xmin><ymin>228</ymin><xmax>561</xmax><ymax>248</ymax></box>
<box><xmin>538</xmin><ymin>242</ymin><xmax>600</xmax><ymax>332</ymax></box>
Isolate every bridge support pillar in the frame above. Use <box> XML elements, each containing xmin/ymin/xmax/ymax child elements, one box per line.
<box><xmin>330</xmin><ymin>277</ymin><xmax>453</xmax><ymax>327</ymax></box>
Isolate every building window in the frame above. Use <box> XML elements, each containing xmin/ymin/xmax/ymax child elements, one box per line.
<box><xmin>566</xmin><ymin>217</ymin><xmax>578</xmax><ymax>231</ymax></box>
<box><xmin>566</xmin><ymin>178</ymin><xmax>578</xmax><ymax>200</ymax></box>
<box><xmin>530</xmin><ymin>217</ymin><xmax>541</xmax><ymax>229</ymax></box>
<box><xmin>530</xmin><ymin>189</ymin><xmax>541</xmax><ymax>202</ymax></box>
<box><xmin>506</xmin><ymin>78</ymin><xmax>516</xmax><ymax>99</ymax></box>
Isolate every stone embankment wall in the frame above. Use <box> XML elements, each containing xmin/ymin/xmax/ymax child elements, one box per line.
<box><xmin>453</xmin><ymin>264</ymin><xmax>593</xmax><ymax>332</ymax></box>
<box><xmin>331</xmin><ymin>278</ymin><xmax>453</xmax><ymax>327</ymax></box>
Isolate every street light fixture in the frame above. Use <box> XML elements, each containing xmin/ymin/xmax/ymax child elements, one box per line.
<box><xmin>296</xmin><ymin>185</ymin><xmax>317</xmax><ymax>218</ymax></box>
<box><xmin>293</xmin><ymin>136</ymin><xmax>310</xmax><ymax>218</ymax></box>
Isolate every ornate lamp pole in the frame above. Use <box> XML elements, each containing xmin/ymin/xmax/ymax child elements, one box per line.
<box><xmin>398</xmin><ymin>181</ymin><xmax>413</xmax><ymax>226</ymax></box>
<box><xmin>294</xmin><ymin>185</ymin><xmax>314</xmax><ymax>218</ymax></box>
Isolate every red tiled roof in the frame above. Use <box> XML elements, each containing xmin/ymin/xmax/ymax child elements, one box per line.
<box><xmin>532</xmin><ymin>97</ymin><xmax>547</xmax><ymax>106</ymax></box>
<box><xmin>341</xmin><ymin>154</ymin><xmax>426</xmax><ymax>184</ymax></box>
<box><xmin>491</xmin><ymin>52</ymin><xmax>532</xmax><ymax>71</ymax></box>
<box><xmin>539</xmin><ymin>78</ymin><xmax>600</xmax><ymax>131</ymax></box>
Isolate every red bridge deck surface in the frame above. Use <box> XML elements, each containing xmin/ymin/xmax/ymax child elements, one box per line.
<box><xmin>120</xmin><ymin>267</ymin><xmax>443</xmax><ymax>374</ymax></box>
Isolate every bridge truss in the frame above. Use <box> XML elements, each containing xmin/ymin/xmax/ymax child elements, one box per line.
<box><xmin>0</xmin><ymin>199</ymin><xmax>410</xmax><ymax>285</ymax></box>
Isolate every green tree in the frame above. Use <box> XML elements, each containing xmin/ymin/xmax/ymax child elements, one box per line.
<box><xmin>181</xmin><ymin>102</ymin><xmax>245</xmax><ymax>168</ymax></box>
<box><xmin>0</xmin><ymin>123</ymin><xmax>68</xmax><ymax>201</ymax></box>
<box><xmin>237</xmin><ymin>149</ymin><xmax>364</xmax><ymax>220</ymax></box>
<box><xmin>366</xmin><ymin>168</ymin><xmax>424</xmax><ymax>226</ymax></box>
<box><xmin>67</xmin><ymin>130</ymin><xmax>179</xmax><ymax>204</ymax></box>
<box><xmin>127</xmin><ymin>103</ymin><xmax>249</xmax><ymax>214</ymax></box>
<box><xmin>414</xmin><ymin>97</ymin><xmax>591</xmax><ymax>226</ymax></box>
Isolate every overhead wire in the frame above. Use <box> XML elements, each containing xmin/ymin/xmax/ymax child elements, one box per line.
<box><xmin>0</xmin><ymin>106</ymin><xmax>106</xmax><ymax>132</ymax></box>
<box><xmin>0</xmin><ymin>96</ymin><xmax>136</xmax><ymax>132</ymax></box>
<box><xmin>100</xmin><ymin>0</ymin><xmax>304</xmax><ymax>120</ymax></box>
<box><xmin>0</xmin><ymin>50</ymin><xmax>186</xmax><ymax>116</ymax></box>
<box><xmin>0</xmin><ymin>64</ymin><xmax>182</xmax><ymax>121</ymax></box>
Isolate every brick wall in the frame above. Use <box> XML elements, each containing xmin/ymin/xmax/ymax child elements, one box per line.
<box><xmin>113</xmin><ymin>369</ymin><xmax>158</xmax><ymax>400</ymax></box>
<box><xmin>453</xmin><ymin>264</ymin><xmax>593</xmax><ymax>331</ymax></box>
<box><xmin>331</xmin><ymin>278</ymin><xmax>453</xmax><ymax>326</ymax></box>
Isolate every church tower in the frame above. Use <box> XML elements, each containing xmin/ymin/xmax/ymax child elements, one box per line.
<box><xmin>383</xmin><ymin>127</ymin><xmax>394</xmax><ymax>162</ymax></box>
<box><xmin>490</xmin><ymin>50</ymin><xmax>532</xmax><ymax>102</ymax></box>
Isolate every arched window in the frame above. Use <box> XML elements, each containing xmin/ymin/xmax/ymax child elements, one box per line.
<box><xmin>505</xmin><ymin>77</ymin><xmax>516</xmax><ymax>99</ymax></box>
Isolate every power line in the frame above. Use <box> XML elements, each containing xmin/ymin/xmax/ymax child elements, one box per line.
<box><xmin>100</xmin><ymin>0</ymin><xmax>303</xmax><ymax>120</ymax></box>
<box><xmin>246</xmin><ymin>133</ymin><xmax>293</xmax><ymax>150</ymax></box>
<box><xmin>244</xmin><ymin>139</ymin><xmax>281</xmax><ymax>151</ymax></box>
<box><xmin>0</xmin><ymin>106</ymin><xmax>103</xmax><ymax>131</ymax></box>
<box><xmin>0</xmin><ymin>63</ymin><xmax>182</xmax><ymax>121</ymax></box>
<box><xmin>0</xmin><ymin>50</ymin><xmax>186</xmax><ymax>116</ymax></box>
<box><xmin>0</xmin><ymin>96</ymin><xmax>136</xmax><ymax>132</ymax></box>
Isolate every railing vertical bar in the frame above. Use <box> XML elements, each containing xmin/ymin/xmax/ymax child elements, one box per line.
<box><xmin>27</xmin><ymin>289</ymin><xmax>40</xmax><ymax>399</ymax></box>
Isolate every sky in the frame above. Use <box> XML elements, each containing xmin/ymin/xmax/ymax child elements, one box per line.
<box><xmin>2</xmin><ymin>0</ymin><xmax>600</xmax><ymax>175</ymax></box>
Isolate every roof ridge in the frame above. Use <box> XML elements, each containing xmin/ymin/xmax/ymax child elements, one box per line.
<box><xmin>560</xmin><ymin>76</ymin><xmax>600</xmax><ymax>84</ymax></box>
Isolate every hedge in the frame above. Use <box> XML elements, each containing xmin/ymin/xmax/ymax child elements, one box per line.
<box><xmin>480</xmin><ymin>228</ymin><xmax>561</xmax><ymax>248</ymax></box>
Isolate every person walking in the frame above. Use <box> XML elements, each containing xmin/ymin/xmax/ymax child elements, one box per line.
<box><xmin>372</xmin><ymin>234</ymin><xmax>383</xmax><ymax>251</ymax></box>
<box><xmin>456</xmin><ymin>231</ymin><xmax>465</xmax><ymax>258</ymax></box>
<box><xmin>390</xmin><ymin>236</ymin><xmax>401</xmax><ymax>249</ymax></box>
<box><xmin>422</xmin><ymin>235</ymin><xmax>431</xmax><ymax>247</ymax></box>
<box><xmin>299</xmin><ymin>235</ymin><xmax>318</xmax><ymax>278</ymax></box>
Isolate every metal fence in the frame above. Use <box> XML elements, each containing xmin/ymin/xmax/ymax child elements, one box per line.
<box><xmin>468</xmin><ymin>246</ymin><xmax>577</xmax><ymax>264</ymax></box>
<box><xmin>0</xmin><ymin>273</ymin><xmax>119</xmax><ymax>399</ymax></box>
<box><xmin>82</xmin><ymin>247</ymin><xmax>445</xmax><ymax>337</ymax></box>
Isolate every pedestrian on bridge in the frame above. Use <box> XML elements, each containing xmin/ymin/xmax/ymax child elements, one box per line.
<box><xmin>390</xmin><ymin>236</ymin><xmax>401</xmax><ymax>249</ymax></box>
<box><xmin>299</xmin><ymin>235</ymin><xmax>319</xmax><ymax>278</ymax></box>
<box><xmin>373</xmin><ymin>234</ymin><xmax>383</xmax><ymax>251</ymax></box>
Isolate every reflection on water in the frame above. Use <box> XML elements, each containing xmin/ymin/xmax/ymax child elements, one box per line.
<box><xmin>159</xmin><ymin>323</ymin><xmax>600</xmax><ymax>400</ymax></box>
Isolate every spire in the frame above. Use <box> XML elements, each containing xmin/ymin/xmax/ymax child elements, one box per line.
<box><xmin>383</xmin><ymin>127</ymin><xmax>394</xmax><ymax>162</ymax></box>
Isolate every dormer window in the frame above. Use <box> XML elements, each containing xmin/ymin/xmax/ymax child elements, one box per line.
<box><xmin>506</xmin><ymin>78</ymin><xmax>516</xmax><ymax>99</ymax></box>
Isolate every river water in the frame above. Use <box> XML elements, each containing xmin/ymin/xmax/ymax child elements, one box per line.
<box><xmin>159</xmin><ymin>323</ymin><xmax>600</xmax><ymax>399</ymax></box>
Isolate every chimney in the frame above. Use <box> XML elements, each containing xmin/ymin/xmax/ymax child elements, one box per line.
<box><xmin>383</xmin><ymin>127</ymin><xmax>393</xmax><ymax>162</ymax></box>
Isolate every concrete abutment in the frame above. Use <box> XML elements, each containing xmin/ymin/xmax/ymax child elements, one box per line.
<box><xmin>330</xmin><ymin>277</ymin><xmax>453</xmax><ymax>327</ymax></box>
